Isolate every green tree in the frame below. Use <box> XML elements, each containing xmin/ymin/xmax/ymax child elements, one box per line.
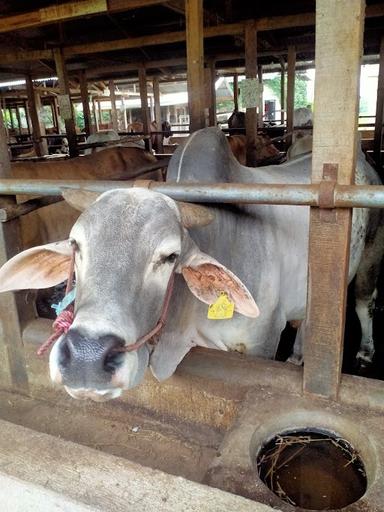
<box><xmin>263</xmin><ymin>73</ymin><xmax>310</xmax><ymax>109</ymax></box>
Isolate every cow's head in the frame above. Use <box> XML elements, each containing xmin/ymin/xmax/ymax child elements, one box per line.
<box><xmin>0</xmin><ymin>189</ymin><xmax>259</xmax><ymax>401</ymax></box>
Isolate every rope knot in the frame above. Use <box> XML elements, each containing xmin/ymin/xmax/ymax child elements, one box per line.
<box><xmin>37</xmin><ymin>306</ymin><xmax>74</xmax><ymax>357</ymax></box>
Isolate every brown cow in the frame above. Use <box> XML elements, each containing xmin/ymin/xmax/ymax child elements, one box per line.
<box><xmin>227</xmin><ymin>134</ymin><xmax>280</xmax><ymax>166</ymax></box>
<box><xmin>12</xmin><ymin>146</ymin><xmax>163</xmax><ymax>248</ymax></box>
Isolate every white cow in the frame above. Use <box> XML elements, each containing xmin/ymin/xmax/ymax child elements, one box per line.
<box><xmin>0</xmin><ymin>128</ymin><xmax>381</xmax><ymax>401</ymax></box>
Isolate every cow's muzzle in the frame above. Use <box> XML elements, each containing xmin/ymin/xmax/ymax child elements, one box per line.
<box><xmin>57</xmin><ymin>329</ymin><xmax>125</xmax><ymax>388</ymax></box>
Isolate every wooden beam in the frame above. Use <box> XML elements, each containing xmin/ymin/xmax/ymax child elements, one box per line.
<box><xmin>54</xmin><ymin>48</ymin><xmax>78</xmax><ymax>157</ymax></box>
<box><xmin>374</xmin><ymin>35</ymin><xmax>384</xmax><ymax>170</ymax></box>
<box><xmin>25</xmin><ymin>76</ymin><xmax>48</xmax><ymax>157</ymax></box>
<box><xmin>303</xmin><ymin>0</ymin><xmax>365</xmax><ymax>400</ymax></box>
<box><xmin>79</xmin><ymin>71</ymin><xmax>92</xmax><ymax>136</ymax></box>
<box><xmin>138</xmin><ymin>66</ymin><xmax>151</xmax><ymax>151</ymax></box>
<box><xmin>109</xmin><ymin>79</ymin><xmax>119</xmax><ymax>132</ymax></box>
<box><xmin>1</xmin><ymin>6</ymin><xmax>383</xmax><ymax>64</ymax></box>
<box><xmin>0</xmin><ymin>0</ymin><xmax>168</xmax><ymax>34</ymax></box>
<box><xmin>286</xmin><ymin>45</ymin><xmax>296</xmax><ymax>146</ymax></box>
<box><xmin>186</xmin><ymin>0</ymin><xmax>205</xmax><ymax>132</ymax></box>
<box><xmin>245</xmin><ymin>21</ymin><xmax>258</xmax><ymax>167</ymax></box>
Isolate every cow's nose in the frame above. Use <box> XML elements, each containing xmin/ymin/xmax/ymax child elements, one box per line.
<box><xmin>58</xmin><ymin>329</ymin><xmax>125</xmax><ymax>386</ymax></box>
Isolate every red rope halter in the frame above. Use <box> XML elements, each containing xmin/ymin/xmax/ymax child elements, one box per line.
<box><xmin>37</xmin><ymin>248</ymin><xmax>175</xmax><ymax>356</ymax></box>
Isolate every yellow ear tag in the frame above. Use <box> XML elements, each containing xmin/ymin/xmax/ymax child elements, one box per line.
<box><xmin>207</xmin><ymin>292</ymin><xmax>235</xmax><ymax>320</ymax></box>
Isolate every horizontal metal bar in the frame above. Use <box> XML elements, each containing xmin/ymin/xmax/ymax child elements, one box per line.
<box><xmin>0</xmin><ymin>179</ymin><xmax>383</xmax><ymax>209</ymax></box>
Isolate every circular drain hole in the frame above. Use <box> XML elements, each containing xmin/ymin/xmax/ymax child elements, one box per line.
<box><xmin>256</xmin><ymin>429</ymin><xmax>367</xmax><ymax>510</ymax></box>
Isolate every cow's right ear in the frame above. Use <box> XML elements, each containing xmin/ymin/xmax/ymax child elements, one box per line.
<box><xmin>62</xmin><ymin>189</ymin><xmax>100</xmax><ymax>212</ymax></box>
<box><xmin>0</xmin><ymin>240</ymin><xmax>72</xmax><ymax>292</ymax></box>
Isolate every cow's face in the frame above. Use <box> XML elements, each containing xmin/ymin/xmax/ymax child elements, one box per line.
<box><xmin>0</xmin><ymin>189</ymin><xmax>259</xmax><ymax>401</ymax></box>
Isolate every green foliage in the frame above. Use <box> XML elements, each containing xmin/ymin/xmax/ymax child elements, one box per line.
<box><xmin>216</xmin><ymin>99</ymin><xmax>234</xmax><ymax>113</ymax></box>
<box><xmin>263</xmin><ymin>73</ymin><xmax>310</xmax><ymax>109</ymax></box>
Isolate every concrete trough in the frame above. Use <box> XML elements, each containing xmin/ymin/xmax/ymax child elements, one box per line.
<box><xmin>0</xmin><ymin>318</ymin><xmax>383</xmax><ymax>511</ymax></box>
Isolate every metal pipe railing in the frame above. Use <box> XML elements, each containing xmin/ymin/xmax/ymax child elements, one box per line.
<box><xmin>0</xmin><ymin>179</ymin><xmax>384</xmax><ymax>209</ymax></box>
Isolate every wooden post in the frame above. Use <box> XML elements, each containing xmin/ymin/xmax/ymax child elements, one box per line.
<box><xmin>303</xmin><ymin>0</ymin><xmax>365</xmax><ymax>400</ymax></box>
<box><xmin>23</xmin><ymin>101</ymin><xmax>31</xmax><ymax>136</ymax></box>
<box><xmin>53</xmin><ymin>48</ymin><xmax>78</xmax><ymax>157</ymax></box>
<box><xmin>25</xmin><ymin>75</ymin><xmax>48</xmax><ymax>156</ymax></box>
<box><xmin>186</xmin><ymin>0</ymin><xmax>205</xmax><ymax>132</ymax></box>
<box><xmin>52</xmin><ymin>96</ymin><xmax>60</xmax><ymax>133</ymax></box>
<box><xmin>121</xmin><ymin>96</ymin><xmax>128</xmax><ymax>131</ymax></box>
<box><xmin>97</xmin><ymin>100</ymin><xmax>102</xmax><ymax>126</ymax></box>
<box><xmin>109</xmin><ymin>79</ymin><xmax>119</xmax><ymax>132</ymax></box>
<box><xmin>208</xmin><ymin>59</ymin><xmax>217</xmax><ymax>126</ymax></box>
<box><xmin>79</xmin><ymin>71</ymin><xmax>92</xmax><ymax>136</ymax></box>
<box><xmin>138</xmin><ymin>66</ymin><xmax>151</xmax><ymax>151</ymax></box>
<box><xmin>0</xmin><ymin>109</ymin><xmax>30</xmax><ymax>393</ymax></box>
<box><xmin>374</xmin><ymin>35</ymin><xmax>384</xmax><ymax>171</ymax></box>
<box><xmin>280</xmin><ymin>60</ymin><xmax>285</xmax><ymax>125</ymax></box>
<box><xmin>92</xmin><ymin>97</ymin><xmax>98</xmax><ymax>132</ymax></box>
<box><xmin>153</xmin><ymin>77</ymin><xmax>163</xmax><ymax>153</ymax></box>
<box><xmin>15</xmin><ymin>105</ymin><xmax>22</xmax><ymax>135</ymax></box>
<box><xmin>286</xmin><ymin>45</ymin><xmax>296</xmax><ymax>146</ymax></box>
<box><xmin>257</xmin><ymin>64</ymin><xmax>263</xmax><ymax>128</ymax></box>
<box><xmin>245</xmin><ymin>20</ymin><xmax>258</xmax><ymax>166</ymax></box>
<box><xmin>233</xmin><ymin>73</ymin><xmax>239</xmax><ymax>111</ymax></box>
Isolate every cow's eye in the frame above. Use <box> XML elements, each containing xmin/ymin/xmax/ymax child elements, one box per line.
<box><xmin>69</xmin><ymin>239</ymin><xmax>80</xmax><ymax>252</ymax></box>
<box><xmin>162</xmin><ymin>252</ymin><xmax>179</xmax><ymax>264</ymax></box>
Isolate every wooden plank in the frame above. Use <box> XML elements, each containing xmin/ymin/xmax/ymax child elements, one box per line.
<box><xmin>245</xmin><ymin>21</ymin><xmax>258</xmax><ymax>167</ymax></box>
<box><xmin>25</xmin><ymin>76</ymin><xmax>48</xmax><ymax>157</ymax></box>
<box><xmin>186</xmin><ymin>0</ymin><xmax>205</xmax><ymax>132</ymax></box>
<box><xmin>152</xmin><ymin>77</ymin><xmax>163</xmax><ymax>153</ymax></box>
<box><xmin>374</xmin><ymin>35</ymin><xmax>384</xmax><ymax>170</ymax></box>
<box><xmin>0</xmin><ymin>0</ymin><xmax>168</xmax><ymax>34</ymax></box>
<box><xmin>64</xmin><ymin>14</ymin><xmax>320</xmax><ymax>59</ymax></box>
<box><xmin>286</xmin><ymin>45</ymin><xmax>296</xmax><ymax>146</ymax></box>
<box><xmin>109</xmin><ymin>79</ymin><xmax>119</xmax><ymax>132</ymax></box>
<box><xmin>54</xmin><ymin>48</ymin><xmax>78</xmax><ymax>158</ymax></box>
<box><xmin>303</xmin><ymin>0</ymin><xmax>365</xmax><ymax>400</ymax></box>
<box><xmin>138</xmin><ymin>66</ymin><xmax>151</xmax><ymax>151</ymax></box>
<box><xmin>0</xmin><ymin>110</ymin><xmax>30</xmax><ymax>393</ymax></box>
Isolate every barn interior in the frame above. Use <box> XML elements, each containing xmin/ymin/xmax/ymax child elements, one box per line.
<box><xmin>1</xmin><ymin>1</ymin><xmax>384</xmax><ymax>511</ymax></box>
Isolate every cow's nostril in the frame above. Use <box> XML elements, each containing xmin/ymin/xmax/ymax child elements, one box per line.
<box><xmin>58</xmin><ymin>339</ymin><xmax>71</xmax><ymax>368</ymax></box>
<box><xmin>103</xmin><ymin>350</ymin><xmax>124</xmax><ymax>373</ymax></box>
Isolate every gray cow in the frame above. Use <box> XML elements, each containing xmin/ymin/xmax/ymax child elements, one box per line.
<box><xmin>0</xmin><ymin>128</ymin><xmax>382</xmax><ymax>401</ymax></box>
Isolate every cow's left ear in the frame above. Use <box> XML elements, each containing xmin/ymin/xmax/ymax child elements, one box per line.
<box><xmin>0</xmin><ymin>240</ymin><xmax>72</xmax><ymax>292</ymax></box>
<box><xmin>179</xmin><ymin>252</ymin><xmax>260</xmax><ymax>318</ymax></box>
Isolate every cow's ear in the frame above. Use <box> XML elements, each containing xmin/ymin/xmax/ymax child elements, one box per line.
<box><xmin>0</xmin><ymin>240</ymin><xmax>72</xmax><ymax>292</ymax></box>
<box><xmin>62</xmin><ymin>189</ymin><xmax>100</xmax><ymax>212</ymax></box>
<box><xmin>180</xmin><ymin>252</ymin><xmax>260</xmax><ymax>318</ymax></box>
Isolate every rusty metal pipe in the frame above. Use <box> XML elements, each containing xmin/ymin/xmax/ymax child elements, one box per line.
<box><xmin>0</xmin><ymin>179</ymin><xmax>383</xmax><ymax>208</ymax></box>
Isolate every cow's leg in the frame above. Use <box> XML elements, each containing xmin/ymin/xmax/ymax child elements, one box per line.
<box><xmin>287</xmin><ymin>320</ymin><xmax>304</xmax><ymax>365</ymax></box>
<box><xmin>355</xmin><ymin>210</ymin><xmax>384</xmax><ymax>368</ymax></box>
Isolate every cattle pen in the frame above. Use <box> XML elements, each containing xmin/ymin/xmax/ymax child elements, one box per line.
<box><xmin>1</xmin><ymin>1</ymin><xmax>384</xmax><ymax>511</ymax></box>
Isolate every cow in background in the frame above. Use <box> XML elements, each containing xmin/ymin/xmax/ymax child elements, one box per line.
<box><xmin>227</xmin><ymin>134</ymin><xmax>281</xmax><ymax>166</ymax></box>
